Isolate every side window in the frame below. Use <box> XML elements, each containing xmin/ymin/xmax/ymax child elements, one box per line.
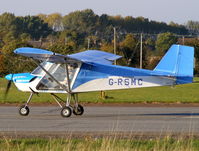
<box><xmin>68</xmin><ymin>63</ymin><xmax>78</xmax><ymax>81</ymax></box>
<box><xmin>36</xmin><ymin>63</ymin><xmax>79</xmax><ymax>90</ymax></box>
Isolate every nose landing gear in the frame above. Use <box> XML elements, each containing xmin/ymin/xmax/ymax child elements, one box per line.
<box><xmin>18</xmin><ymin>92</ymin><xmax>33</xmax><ymax>116</ymax></box>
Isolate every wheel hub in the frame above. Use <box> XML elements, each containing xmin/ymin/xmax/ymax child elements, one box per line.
<box><xmin>21</xmin><ymin>108</ymin><xmax>27</xmax><ymax>114</ymax></box>
<box><xmin>63</xmin><ymin>109</ymin><xmax>69</xmax><ymax>116</ymax></box>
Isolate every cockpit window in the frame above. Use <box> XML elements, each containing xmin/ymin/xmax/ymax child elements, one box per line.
<box><xmin>32</xmin><ymin>62</ymin><xmax>52</xmax><ymax>75</ymax></box>
<box><xmin>36</xmin><ymin>63</ymin><xmax>80</xmax><ymax>91</ymax></box>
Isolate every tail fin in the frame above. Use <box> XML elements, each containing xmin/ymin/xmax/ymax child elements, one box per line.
<box><xmin>154</xmin><ymin>44</ymin><xmax>194</xmax><ymax>84</ymax></box>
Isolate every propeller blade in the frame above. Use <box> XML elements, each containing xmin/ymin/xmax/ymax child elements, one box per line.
<box><xmin>4</xmin><ymin>74</ymin><xmax>13</xmax><ymax>99</ymax></box>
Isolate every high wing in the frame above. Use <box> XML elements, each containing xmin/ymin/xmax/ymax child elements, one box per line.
<box><xmin>14</xmin><ymin>47</ymin><xmax>80</xmax><ymax>63</ymax></box>
<box><xmin>14</xmin><ymin>47</ymin><xmax>122</xmax><ymax>65</ymax></box>
<box><xmin>68</xmin><ymin>50</ymin><xmax>122</xmax><ymax>65</ymax></box>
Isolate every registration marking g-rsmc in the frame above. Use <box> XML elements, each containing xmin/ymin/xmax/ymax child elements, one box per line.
<box><xmin>108</xmin><ymin>77</ymin><xmax>143</xmax><ymax>86</ymax></box>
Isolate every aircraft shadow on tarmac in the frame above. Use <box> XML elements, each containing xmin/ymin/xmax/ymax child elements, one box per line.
<box><xmin>34</xmin><ymin>108</ymin><xmax>199</xmax><ymax>118</ymax></box>
<box><xmin>135</xmin><ymin>113</ymin><xmax>199</xmax><ymax>117</ymax></box>
<box><xmin>59</xmin><ymin>113</ymin><xmax>199</xmax><ymax>119</ymax></box>
<box><xmin>82</xmin><ymin>113</ymin><xmax>199</xmax><ymax>119</ymax></box>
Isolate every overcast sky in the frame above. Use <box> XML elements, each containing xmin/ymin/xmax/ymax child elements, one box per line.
<box><xmin>0</xmin><ymin>0</ymin><xmax>198</xmax><ymax>24</ymax></box>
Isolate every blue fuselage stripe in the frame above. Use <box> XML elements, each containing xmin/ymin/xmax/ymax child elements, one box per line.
<box><xmin>73</xmin><ymin>63</ymin><xmax>192</xmax><ymax>89</ymax></box>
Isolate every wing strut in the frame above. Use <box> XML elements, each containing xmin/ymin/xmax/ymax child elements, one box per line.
<box><xmin>65</xmin><ymin>59</ymin><xmax>71</xmax><ymax>93</ymax></box>
<box><xmin>32</xmin><ymin>59</ymin><xmax>71</xmax><ymax>94</ymax></box>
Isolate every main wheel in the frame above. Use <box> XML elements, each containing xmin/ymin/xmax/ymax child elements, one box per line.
<box><xmin>19</xmin><ymin>105</ymin><xmax>30</xmax><ymax>116</ymax></box>
<box><xmin>61</xmin><ymin>106</ymin><xmax>72</xmax><ymax>117</ymax></box>
<box><xmin>73</xmin><ymin>104</ymin><xmax>84</xmax><ymax>116</ymax></box>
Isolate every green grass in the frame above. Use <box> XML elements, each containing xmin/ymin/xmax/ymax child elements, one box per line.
<box><xmin>0</xmin><ymin>137</ymin><xmax>199</xmax><ymax>151</ymax></box>
<box><xmin>1</xmin><ymin>78</ymin><xmax>199</xmax><ymax>104</ymax></box>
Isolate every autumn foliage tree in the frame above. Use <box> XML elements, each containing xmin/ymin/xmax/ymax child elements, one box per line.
<box><xmin>155</xmin><ymin>32</ymin><xmax>177</xmax><ymax>55</ymax></box>
<box><xmin>0</xmin><ymin>10</ymin><xmax>198</xmax><ymax>76</ymax></box>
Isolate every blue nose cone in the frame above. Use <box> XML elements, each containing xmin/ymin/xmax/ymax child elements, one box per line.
<box><xmin>5</xmin><ymin>74</ymin><xmax>13</xmax><ymax>81</ymax></box>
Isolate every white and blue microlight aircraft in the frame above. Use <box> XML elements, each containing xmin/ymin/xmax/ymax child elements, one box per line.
<box><xmin>5</xmin><ymin>44</ymin><xmax>194</xmax><ymax>118</ymax></box>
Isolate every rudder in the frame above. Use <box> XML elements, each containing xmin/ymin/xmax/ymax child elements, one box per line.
<box><xmin>154</xmin><ymin>44</ymin><xmax>194</xmax><ymax>84</ymax></box>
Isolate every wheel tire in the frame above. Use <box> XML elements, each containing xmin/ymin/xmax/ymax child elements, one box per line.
<box><xmin>73</xmin><ymin>104</ymin><xmax>84</xmax><ymax>116</ymax></box>
<box><xmin>19</xmin><ymin>105</ymin><xmax>30</xmax><ymax>116</ymax></box>
<box><xmin>61</xmin><ymin>106</ymin><xmax>72</xmax><ymax>117</ymax></box>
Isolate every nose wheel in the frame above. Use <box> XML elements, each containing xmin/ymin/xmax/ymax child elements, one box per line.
<box><xmin>18</xmin><ymin>92</ymin><xmax>33</xmax><ymax>116</ymax></box>
<box><xmin>19</xmin><ymin>105</ymin><xmax>30</xmax><ymax>116</ymax></box>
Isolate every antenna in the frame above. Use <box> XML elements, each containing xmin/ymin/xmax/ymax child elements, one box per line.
<box><xmin>113</xmin><ymin>27</ymin><xmax>116</xmax><ymax>65</ymax></box>
<box><xmin>140</xmin><ymin>33</ymin><xmax>143</xmax><ymax>69</ymax></box>
<box><xmin>87</xmin><ymin>37</ymin><xmax>90</xmax><ymax>49</ymax></box>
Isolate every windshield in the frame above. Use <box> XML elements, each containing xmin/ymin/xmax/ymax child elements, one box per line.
<box><xmin>31</xmin><ymin>62</ymin><xmax>52</xmax><ymax>76</ymax></box>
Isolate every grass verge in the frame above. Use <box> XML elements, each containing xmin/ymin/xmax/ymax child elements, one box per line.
<box><xmin>0</xmin><ymin>136</ymin><xmax>199</xmax><ymax>151</ymax></box>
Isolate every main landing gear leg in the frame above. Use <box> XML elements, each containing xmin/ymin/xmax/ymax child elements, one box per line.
<box><xmin>61</xmin><ymin>94</ymin><xmax>72</xmax><ymax>117</ymax></box>
<box><xmin>60</xmin><ymin>93</ymin><xmax>84</xmax><ymax>118</ymax></box>
<box><xmin>19</xmin><ymin>92</ymin><xmax>34</xmax><ymax>116</ymax></box>
<box><xmin>50</xmin><ymin>93</ymin><xmax>71</xmax><ymax>117</ymax></box>
<box><xmin>73</xmin><ymin>93</ymin><xmax>84</xmax><ymax>116</ymax></box>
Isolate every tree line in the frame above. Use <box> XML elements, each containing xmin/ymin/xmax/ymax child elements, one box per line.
<box><xmin>0</xmin><ymin>9</ymin><xmax>199</xmax><ymax>76</ymax></box>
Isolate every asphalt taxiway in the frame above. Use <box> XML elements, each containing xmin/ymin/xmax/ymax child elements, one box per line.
<box><xmin>0</xmin><ymin>106</ymin><xmax>199</xmax><ymax>137</ymax></box>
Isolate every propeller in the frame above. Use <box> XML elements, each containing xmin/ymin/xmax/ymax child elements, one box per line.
<box><xmin>4</xmin><ymin>74</ymin><xmax>14</xmax><ymax>99</ymax></box>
